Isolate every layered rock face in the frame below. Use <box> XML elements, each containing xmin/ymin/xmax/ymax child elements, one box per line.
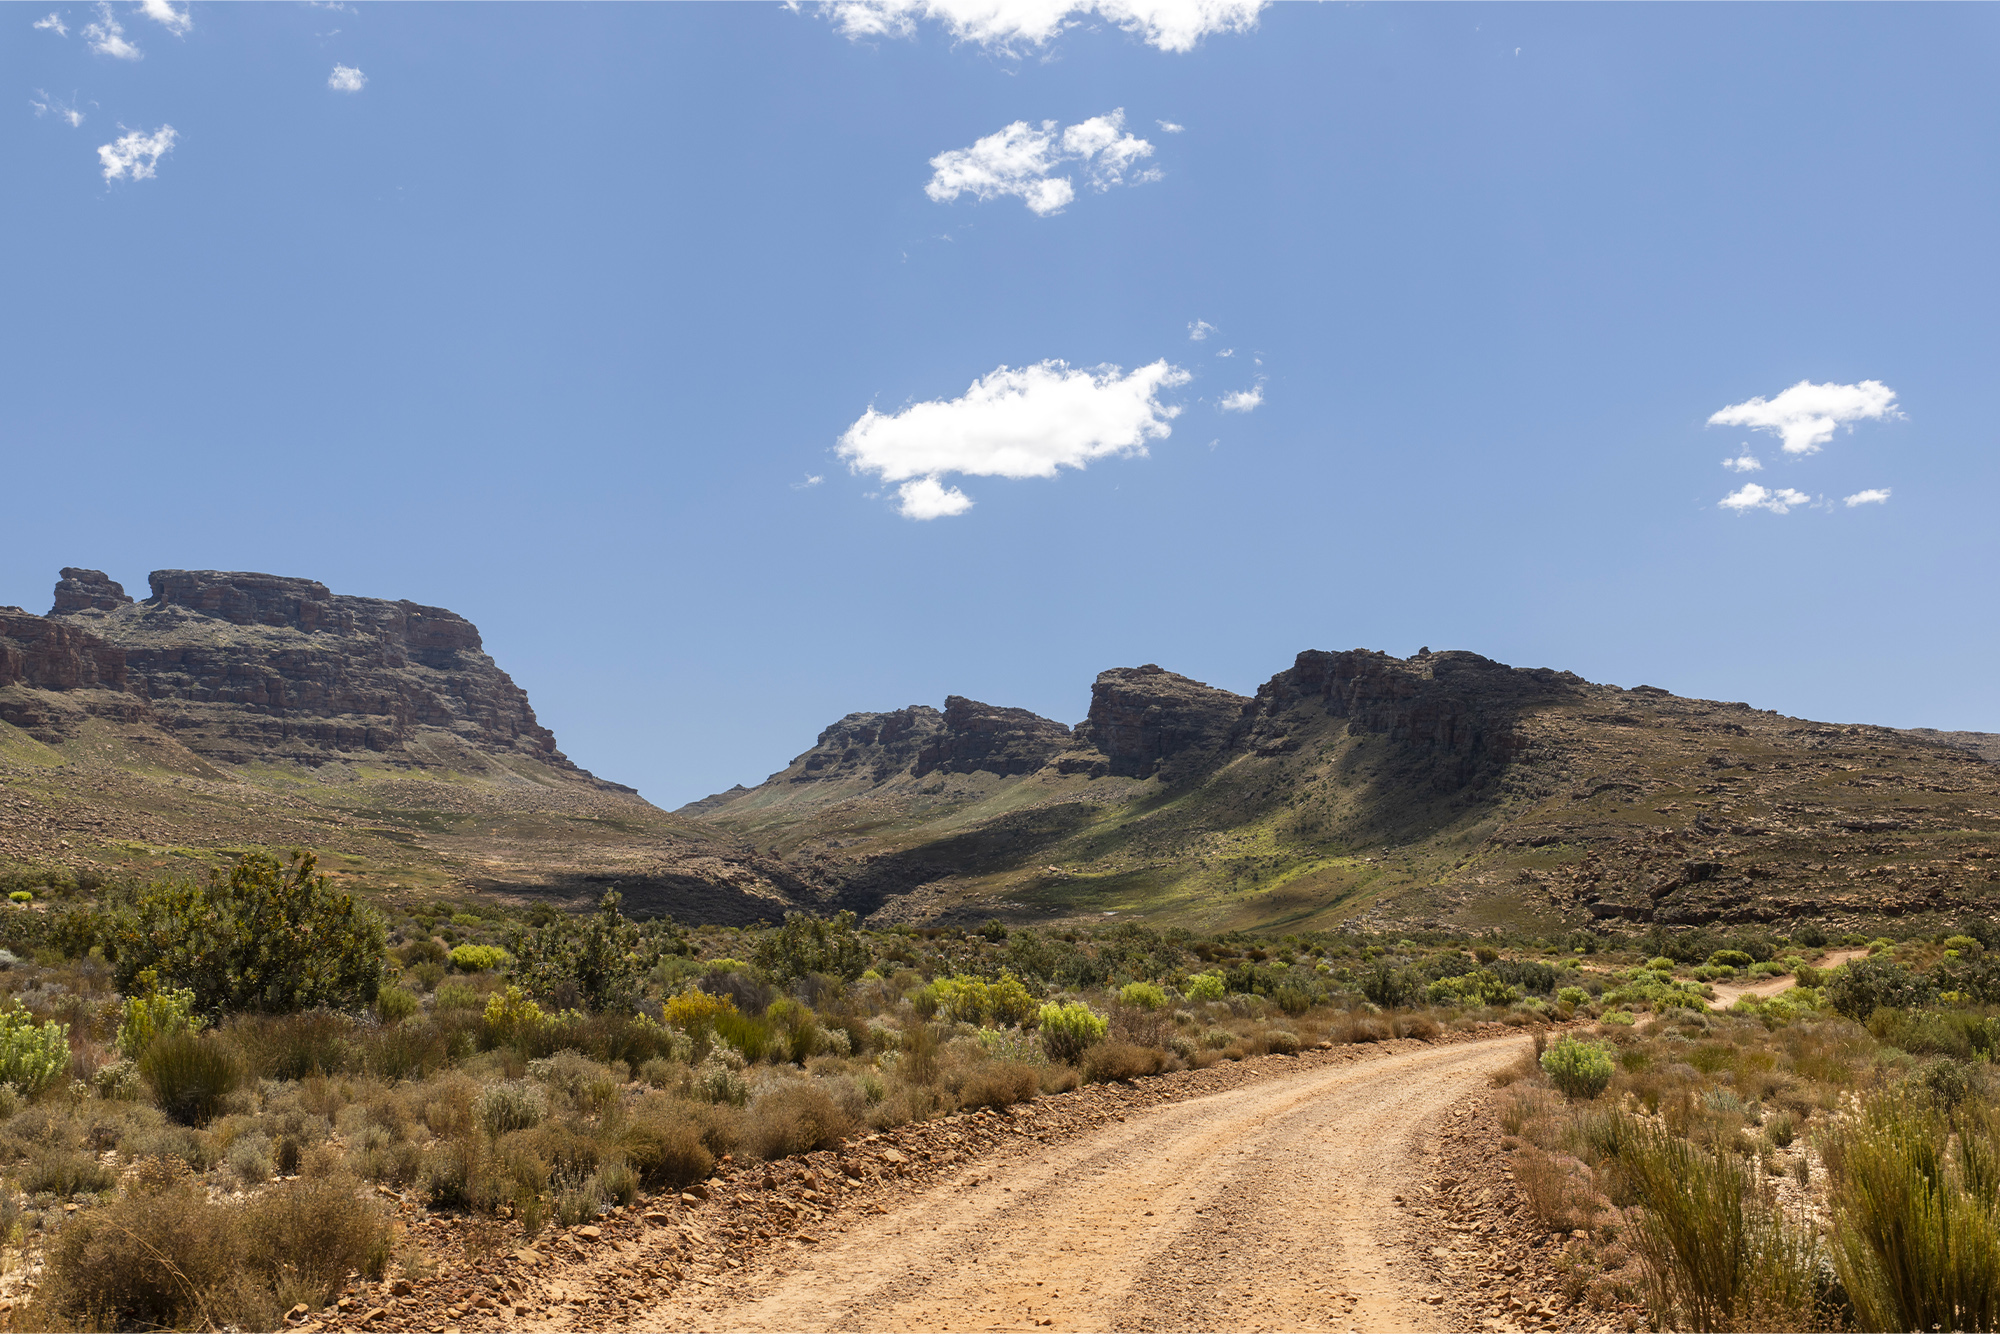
<box><xmin>1063</xmin><ymin>665</ymin><xmax>1249</xmax><ymax>780</ymax></box>
<box><xmin>0</xmin><ymin>606</ymin><xmax>150</xmax><ymax>742</ymax></box>
<box><xmin>780</xmin><ymin>697</ymin><xmax>1071</xmax><ymax>787</ymax></box>
<box><xmin>44</xmin><ymin>569</ymin><xmax>575</xmax><ymax>773</ymax></box>
<box><xmin>1242</xmin><ymin>648</ymin><xmax>1585</xmax><ymax>790</ymax></box>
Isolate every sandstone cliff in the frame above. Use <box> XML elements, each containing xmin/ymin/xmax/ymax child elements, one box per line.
<box><xmin>50</xmin><ymin>569</ymin><xmax>577</xmax><ymax>777</ymax></box>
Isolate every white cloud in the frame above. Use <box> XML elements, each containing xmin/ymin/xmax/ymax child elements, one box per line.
<box><xmin>1156</xmin><ymin>119</ymin><xmax>1184</xmax><ymax>133</ymax></box>
<box><xmin>792</xmin><ymin>473</ymin><xmax>825</xmax><ymax>490</ymax></box>
<box><xmin>818</xmin><ymin>0</ymin><xmax>1264</xmax><ymax>53</ymax></box>
<box><xmin>1215</xmin><ymin>348</ymin><xmax>1234</xmax><ymax>358</ymax></box>
<box><xmin>33</xmin><ymin>12</ymin><xmax>67</xmax><ymax>35</ymax></box>
<box><xmin>31</xmin><ymin>90</ymin><xmax>84</xmax><ymax>127</ymax></box>
<box><xmin>926</xmin><ymin>109</ymin><xmax>1154</xmax><ymax>215</ymax></box>
<box><xmin>1708</xmin><ymin>379</ymin><xmax>1899</xmax><ymax>456</ymax></box>
<box><xmin>1186</xmin><ymin>319</ymin><xmax>1214</xmax><ymax>341</ymax></box>
<box><xmin>83</xmin><ymin>2</ymin><xmax>140</xmax><ymax>57</ymax></box>
<box><xmin>838</xmin><ymin>358</ymin><xmax>1189</xmax><ymax>518</ymax></box>
<box><xmin>138</xmin><ymin>0</ymin><xmax>190</xmax><ymax>34</ymax></box>
<box><xmin>1218</xmin><ymin>384</ymin><xmax>1263</xmax><ymax>413</ymax></box>
<box><xmin>1844</xmin><ymin>488</ymin><xmax>1891</xmax><ymax>507</ymax></box>
<box><xmin>1721</xmin><ymin>452</ymin><xmax>1762</xmax><ymax>473</ymax></box>
<box><xmin>328</xmin><ymin>63</ymin><xmax>367</xmax><ymax>92</ymax></box>
<box><xmin>895</xmin><ymin>477</ymin><xmax>975</xmax><ymax>519</ymax></box>
<box><xmin>97</xmin><ymin>124</ymin><xmax>175</xmax><ymax>180</ymax></box>
<box><xmin>1718</xmin><ymin>483</ymin><xmax>1813</xmax><ymax>515</ymax></box>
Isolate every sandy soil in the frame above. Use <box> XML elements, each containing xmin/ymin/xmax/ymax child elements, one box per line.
<box><xmin>642</xmin><ymin>1037</ymin><xmax>1520</xmax><ymax>1334</ymax></box>
<box><xmin>1706</xmin><ymin>947</ymin><xmax>1867</xmax><ymax>1010</ymax></box>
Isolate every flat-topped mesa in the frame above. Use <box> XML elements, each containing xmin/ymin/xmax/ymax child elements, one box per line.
<box><xmin>50</xmin><ymin>568</ymin><xmax>134</xmax><ymax>615</ymax></box>
<box><xmin>1063</xmin><ymin>664</ymin><xmax>1250</xmax><ymax>781</ymax></box>
<box><xmin>45</xmin><ymin>568</ymin><xmax>578</xmax><ymax>774</ymax></box>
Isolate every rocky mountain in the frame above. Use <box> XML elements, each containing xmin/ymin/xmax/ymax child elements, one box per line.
<box><xmin>689</xmin><ymin>648</ymin><xmax>2000</xmax><ymax>939</ymax></box>
<box><xmin>0</xmin><ymin>569</ymin><xmax>819</xmax><ymax>922</ymax></box>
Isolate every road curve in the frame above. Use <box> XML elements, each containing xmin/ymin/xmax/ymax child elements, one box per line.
<box><xmin>651</xmin><ymin>1036</ymin><xmax>1523</xmax><ymax>1334</ymax></box>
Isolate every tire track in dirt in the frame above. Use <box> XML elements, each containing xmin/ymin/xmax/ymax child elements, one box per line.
<box><xmin>648</xmin><ymin>1036</ymin><xmax>1522</xmax><ymax>1333</ymax></box>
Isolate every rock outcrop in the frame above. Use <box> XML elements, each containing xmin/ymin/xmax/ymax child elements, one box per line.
<box><xmin>43</xmin><ymin>569</ymin><xmax>576</xmax><ymax>774</ymax></box>
<box><xmin>1062</xmin><ymin>665</ymin><xmax>1249</xmax><ymax>781</ymax></box>
<box><xmin>1240</xmin><ymin>648</ymin><xmax>1586</xmax><ymax>791</ymax></box>
<box><xmin>767</xmin><ymin>697</ymin><xmax>1070</xmax><ymax>791</ymax></box>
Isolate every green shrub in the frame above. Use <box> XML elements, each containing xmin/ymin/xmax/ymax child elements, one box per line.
<box><xmin>449</xmin><ymin>944</ymin><xmax>509</xmax><ymax>973</ymax></box>
<box><xmin>1119</xmin><ymin>982</ymin><xmax>1168</xmax><ymax>1012</ymax></box>
<box><xmin>140</xmin><ymin>1032</ymin><xmax>242</xmax><ymax>1126</ymax></box>
<box><xmin>1827</xmin><ymin>956</ymin><xmax>1938</xmax><ymax>1021</ymax></box>
<box><xmin>1184</xmin><ymin>973</ymin><xmax>1226</xmax><ymax>1002</ymax></box>
<box><xmin>1037</xmin><ymin>1001</ymin><xmax>1108</xmax><ymax>1064</ymax></box>
<box><xmin>374</xmin><ymin>986</ymin><xmax>420</xmax><ymax>1023</ymax></box>
<box><xmin>116</xmin><ymin>979</ymin><xmax>204</xmax><ymax>1059</ymax></box>
<box><xmin>510</xmin><ymin>890</ymin><xmax>676</xmax><ymax>1011</ymax></box>
<box><xmin>1540</xmin><ymin>1036</ymin><xmax>1614</xmax><ymax>1101</ymax></box>
<box><xmin>1708</xmin><ymin>950</ymin><xmax>1754</xmax><ymax>969</ymax></box>
<box><xmin>752</xmin><ymin>909</ymin><xmax>870</xmax><ymax>984</ymax></box>
<box><xmin>0</xmin><ymin>1003</ymin><xmax>70</xmax><ymax>1094</ymax></box>
<box><xmin>1556</xmin><ymin>985</ymin><xmax>1589</xmax><ymax>1009</ymax></box>
<box><xmin>8</xmin><ymin>891</ymin><xmax>31</xmax><ymax>904</ymax></box>
<box><xmin>108</xmin><ymin>851</ymin><xmax>386</xmax><ymax>1017</ymax></box>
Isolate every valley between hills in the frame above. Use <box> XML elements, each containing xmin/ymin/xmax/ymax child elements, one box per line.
<box><xmin>4</xmin><ymin>565</ymin><xmax>1997</xmax><ymax>940</ymax></box>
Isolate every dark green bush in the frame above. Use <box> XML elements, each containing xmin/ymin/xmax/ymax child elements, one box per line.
<box><xmin>1827</xmin><ymin>957</ymin><xmax>1937</xmax><ymax>1021</ymax></box>
<box><xmin>755</xmin><ymin>910</ymin><xmax>871</xmax><ymax>984</ymax></box>
<box><xmin>108</xmin><ymin>851</ymin><xmax>386</xmax><ymax>1017</ymax></box>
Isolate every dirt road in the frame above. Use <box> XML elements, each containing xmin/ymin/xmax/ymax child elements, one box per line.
<box><xmin>647</xmin><ymin>1037</ymin><xmax>1522</xmax><ymax>1334</ymax></box>
<box><xmin>1707</xmin><ymin>947</ymin><xmax>1867</xmax><ymax>1010</ymax></box>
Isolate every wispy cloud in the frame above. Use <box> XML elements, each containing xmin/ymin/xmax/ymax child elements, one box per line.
<box><xmin>816</xmin><ymin>0</ymin><xmax>1265</xmax><ymax>54</ymax></box>
<box><xmin>328</xmin><ymin>64</ymin><xmax>367</xmax><ymax>92</ymax></box>
<box><xmin>927</xmin><ymin>109</ymin><xmax>1156</xmax><ymax>216</ymax></box>
<box><xmin>1844</xmin><ymin>488</ymin><xmax>1891</xmax><ymax>507</ymax></box>
<box><xmin>138</xmin><ymin>0</ymin><xmax>190</xmax><ymax>35</ymax></box>
<box><xmin>792</xmin><ymin>473</ymin><xmax>825</xmax><ymax>491</ymax></box>
<box><xmin>1215</xmin><ymin>348</ymin><xmax>1234</xmax><ymax>358</ymax></box>
<box><xmin>1708</xmin><ymin>379</ymin><xmax>1899</xmax><ymax>456</ymax></box>
<box><xmin>97</xmin><ymin>124</ymin><xmax>175</xmax><ymax>181</ymax></box>
<box><xmin>1718</xmin><ymin>483</ymin><xmax>1813</xmax><ymax>515</ymax></box>
<box><xmin>1721</xmin><ymin>452</ymin><xmax>1762</xmax><ymax>473</ymax></box>
<box><xmin>838</xmin><ymin>358</ymin><xmax>1189</xmax><ymax>519</ymax></box>
<box><xmin>1186</xmin><ymin>319</ymin><xmax>1214</xmax><ymax>342</ymax></box>
<box><xmin>33</xmin><ymin>12</ymin><xmax>67</xmax><ymax>36</ymax></box>
<box><xmin>31</xmin><ymin>90</ymin><xmax>84</xmax><ymax>127</ymax></box>
<box><xmin>1156</xmin><ymin>119</ymin><xmax>1184</xmax><ymax>133</ymax></box>
<box><xmin>82</xmin><ymin>3</ymin><xmax>140</xmax><ymax>58</ymax></box>
<box><xmin>1217</xmin><ymin>383</ymin><xmax>1263</xmax><ymax>413</ymax></box>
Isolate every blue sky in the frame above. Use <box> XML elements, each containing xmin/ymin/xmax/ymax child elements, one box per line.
<box><xmin>6</xmin><ymin>2</ymin><xmax>1999</xmax><ymax>806</ymax></box>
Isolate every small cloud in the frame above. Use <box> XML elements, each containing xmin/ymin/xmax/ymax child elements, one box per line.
<box><xmin>895</xmin><ymin>476</ymin><xmax>974</xmax><ymax>519</ymax></box>
<box><xmin>1708</xmin><ymin>378</ymin><xmax>1899</xmax><ymax>456</ymax></box>
<box><xmin>1156</xmin><ymin>119</ymin><xmax>1184</xmax><ymax>133</ymax></box>
<box><xmin>82</xmin><ymin>3</ymin><xmax>139</xmax><ymax>58</ymax></box>
<box><xmin>328</xmin><ymin>63</ymin><xmax>367</xmax><ymax>92</ymax></box>
<box><xmin>1844</xmin><ymin>488</ymin><xmax>1891</xmax><ymax>507</ymax></box>
<box><xmin>138</xmin><ymin>0</ymin><xmax>190</xmax><ymax>34</ymax></box>
<box><xmin>1718</xmin><ymin>483</ymin><xmax>1813</xmax><ymax>515</ymax></box>
<box><xmin>1187</xmin><ymin>319</ymin><xmax>1214</xmax><ymax>341</ymax></box>
<box><xmin>1215</xmin><ymin>348</ymin><xmax>1234</xmax><ymax>358</ymax></box>
<box><xmin>926</xmin><ymin>109</ymin><xmax>1155</xmax><ymax>216</ymax></box>
<box><xmin>1721</xmin><ymin>452</ymin><xmax>1762</xmax><ymax>473</ymax></box>
<box><xmin>816</xmin><ymin>0</ymin><xmax>1266</xmax><ymax>54</ymax></box>
<box><xmin>838</xmin><ymin>357</ymin><xmax>1189</xmax><ymax>518</ymax></box>
<box><xmin>792</xmin><ymin>473</ymin><xmax>825</xmax><ymax>490</ymax></box>
<box><xmin>97</xmin><ymin>123</ymin><xmax>175</xmax><ymax>180</ymax></box>
<box><xmin>32</xmin><ymin>12</ymin><xmax>67</xmax><ymax>35</ymax></box>
<box><xmin>31</xmin><ymin>90</ymin><xmax>84</xmax><ymax>127</ymax></box>
<box><xmin>1218</xmin><ymin>384</ymin><xmax>1263</xmax><ymax>413</ymax></box>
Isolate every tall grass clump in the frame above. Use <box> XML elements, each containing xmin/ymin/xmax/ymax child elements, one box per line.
<box><xmin>1825</xmin><ymin>1096</ymin><xmax>2000</xmax><ymax>1333</ymax></box>
<box><xmin>139</xmin><ymin>1032</ymin><xmax>241</xmax><ymax>1126</ymax></box>
<box><xmin>1617</xmin><ymin>1117</ymin><xmax>1822</xmax><ymax>1331</ymax></box>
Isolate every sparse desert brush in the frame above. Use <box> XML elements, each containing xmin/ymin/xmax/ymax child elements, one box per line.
<box><xmin>1512</xmin><ymin>1146</ymin><xmax>1602</xmax><ymax>1233</ymax></box>
<box><xmin>957</xmin><ymin>1060</ymin><xmax>1040</xmax><ymax>1110</ymax></box>
<box><xmin>744</xmin><ymin>1080</ymin><xmax>855</xmax><ymax>1158</ymax></box>
<box><xmin>1082</xmin><ymin>1040</ymin><xmax>1169</xmax><ymax>1084</ymax></box>
<box><xmin>476</xmin><ymin>1078</ymin><xmax>549</xmax><ymax>1133</ymax></box>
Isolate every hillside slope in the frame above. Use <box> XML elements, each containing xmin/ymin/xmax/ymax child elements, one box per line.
<box><xmin>0</xmin><ymin>569</ymin><xmax>820</xmax><ymax>922</ymax></box>
<box><xmin>688</xmin><ymin>649</ymin><xmax>2000</xmax><ymax>937</ymax></box>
